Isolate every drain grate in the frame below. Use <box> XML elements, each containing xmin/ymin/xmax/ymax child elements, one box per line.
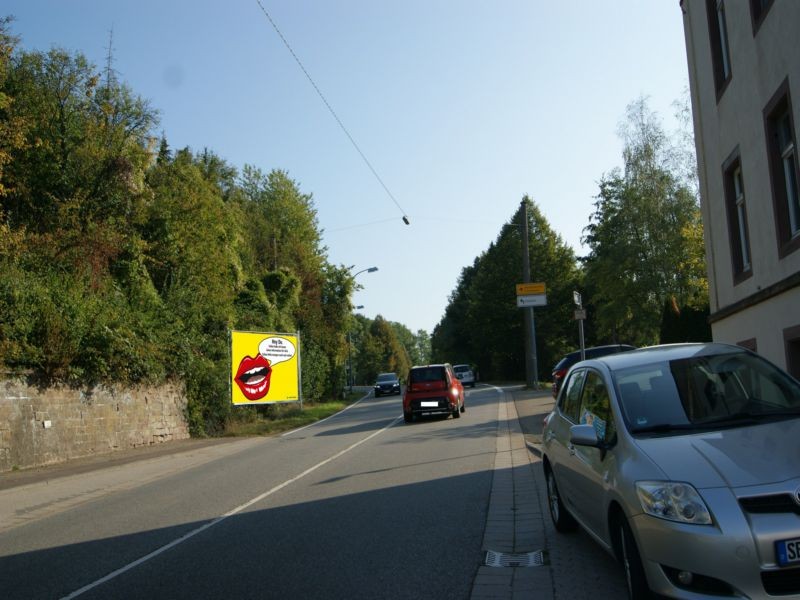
<box><xmin>484</xmin><ymin>549</ymin><xmax>546</xmax><ymax>568</ymax></box>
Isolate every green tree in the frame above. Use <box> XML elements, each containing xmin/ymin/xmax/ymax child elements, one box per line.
<box><xmin>359</xmin><ymin>316</ymin><xmax>410</xmax><ymax>383</ymax></box>
<box><xmin>582</xmin><ymin>97</ymin><xmax>708</xmax><ymax>346</ymax></box>
<box><xmin>432</xmin><ymin>197</ymin><xmax>581</xmax><ymax>381</ymax></box>
<box><xmin>0</xmin><ymin>16</ymin><xmax>26</xmax><ymax>200</ymax></box>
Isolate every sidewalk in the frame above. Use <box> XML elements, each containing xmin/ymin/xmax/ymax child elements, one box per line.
<box><xmin>472</xmin><ymin>386</ymin><xmax>628</xmax><ymax>600</ymax></box>
<box><xmin>470</xmin><ymin>386</ymin><xmax>555</xmax><ymax>599</ymax></box>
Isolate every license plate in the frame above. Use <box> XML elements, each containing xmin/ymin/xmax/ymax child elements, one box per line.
<box><xmin>776</xmin><ymin>537</ymin><xmax>800</xmax><ymax>566</ymax></box>
<box><xmin>421</xmin><ymin>401</ymin><xmax>439</xmax><ymax>407</ymax></box>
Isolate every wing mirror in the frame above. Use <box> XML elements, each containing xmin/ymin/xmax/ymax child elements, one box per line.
<box><xmin>569</xmin><ymin>423</ymin><xmax>600</xmax><ymax>447</ymax></box>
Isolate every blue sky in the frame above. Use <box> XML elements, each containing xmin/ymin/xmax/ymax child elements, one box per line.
<box><xmin>5</xmin><ymin>1</ymin><xmax>691</xmax><ymax>335</ymax></box>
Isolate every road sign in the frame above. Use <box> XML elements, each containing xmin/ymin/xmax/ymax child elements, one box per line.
<box><xmin>574</xmin><ymin>309</ymin><xmax>587</xmax><ymax>320</ymax></box>
<box><xmin>516</xmin><ymin>282</ymin><xmax>546</xmax><ymax>296</ymax></box>
<box><xmin>573</xmin><ymin>291</ymin><xmax>582</xmax><ymax>307</ymax></box>
<box><xmin>517</xmin><ymin>294</ymin><xmax>547</xmax><ymax>308</ymax></box>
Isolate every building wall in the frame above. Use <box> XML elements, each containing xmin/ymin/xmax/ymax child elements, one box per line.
<box><xmin>682</xmin><ymin>0</ymin><xmax>800</xmax><ymax>371</ymax></box>
<box><xmin>0</xmin><ymin>379</ymin><xmax>190</xmax><ymax>473</ymax></box>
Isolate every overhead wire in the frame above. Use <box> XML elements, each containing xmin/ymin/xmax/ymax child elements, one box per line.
<box><xmin>254</xmin><ymin>1</ymin><xmax>411</xmax><ymax>225</ymax></box>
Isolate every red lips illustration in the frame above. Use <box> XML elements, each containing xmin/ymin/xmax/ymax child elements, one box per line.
<box><xmin>235</xmin><ymin>354</ymin><xmax>272</xmax><ymax>400</ymax></box>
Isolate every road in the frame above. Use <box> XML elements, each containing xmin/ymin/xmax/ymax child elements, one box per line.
<box><xmin>0</xmin><ymin>386</ymin><xmax>626</xmax><ymax>599</ymax></box>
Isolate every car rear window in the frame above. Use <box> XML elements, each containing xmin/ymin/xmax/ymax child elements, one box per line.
<box><xmin>453</xmin><ymin>365</ymin><xmax>470</xmax><ymax>373</ymax></box>
<box><xmin>410</xmin><ymin>367</ymin><xmax>446</xmax><ymax>383</ymax></box>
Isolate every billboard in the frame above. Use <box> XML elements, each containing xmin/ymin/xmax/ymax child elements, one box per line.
<box><xmin>230</xmin><ymin>331</ymin><xmax>300</xmax><ymax>405</ymax></box>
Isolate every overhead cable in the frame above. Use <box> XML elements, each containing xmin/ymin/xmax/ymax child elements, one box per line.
<box><xmin>254</xmin><ymin>1</ymin><xmax>410</xmax><ymax>225</ymax></box>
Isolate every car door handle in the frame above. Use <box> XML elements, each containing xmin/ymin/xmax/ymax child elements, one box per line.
<box><xmin>567</xmin><ymin>443</ymin><xmax>576</xmax><ymax>456</ymax></box>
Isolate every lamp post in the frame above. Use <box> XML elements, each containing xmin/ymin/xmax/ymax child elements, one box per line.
<box><xmin>348</xmin><ymin>305</ymin><xmax>364</xmax><ymax>393</ymax></box>
<box><xmin>349</xmin><ymin>265</ymin><xmax>377</xmax><ymax>392</ymax></box>
<box><xmin>520</xmin><ymin>200</ymin><xmax>538</xmax><ymax>389</ymax></box>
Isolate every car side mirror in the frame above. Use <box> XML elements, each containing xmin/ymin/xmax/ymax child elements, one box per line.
<box><xmin>569</xmin><ymin>424</ymin><xmax>600</xmax><ymax>448</ymax></box>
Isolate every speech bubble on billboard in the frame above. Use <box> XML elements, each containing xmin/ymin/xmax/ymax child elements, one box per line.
<box><xmin>258</xmin><ymin>336</ymin><xmax>296</xmax><ymax>367</ymax></box>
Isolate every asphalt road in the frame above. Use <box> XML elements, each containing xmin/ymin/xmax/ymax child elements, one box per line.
<box><xmin>1</xmin><ymin>388</ymin><xmax>503</xmax><ymax>599</ymax></box>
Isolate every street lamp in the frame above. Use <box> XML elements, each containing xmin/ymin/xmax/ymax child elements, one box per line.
<box><xmin>348</xmin><ymin>306</ymin><xmax>365</xmax><ymax>393</ymax></box>
<box><xmin>353</xmin><ymin>266</ymin><xmax>378</xmax><ymax>277</ymax></box>
<box><xmin>348</xmin><ymin>268</ymin><xmax>377</xmax><ymax>392</ymax></box>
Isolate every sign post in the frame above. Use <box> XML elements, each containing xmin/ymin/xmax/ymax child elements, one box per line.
<box><xmin>516</xmin><ymin>279</ymin><xmax>547</xmax><ymax>389</ymax></box>
<box><xmin>573</xmin><ymin>292</ymin><xmax>585</xmax><ymax>361</ymax></box>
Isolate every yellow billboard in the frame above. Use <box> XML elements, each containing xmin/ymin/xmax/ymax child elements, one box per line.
<box><xmin>230</xmin><ymin>331</ymin><xmax>300</xmax><ymax>405</ymax></box>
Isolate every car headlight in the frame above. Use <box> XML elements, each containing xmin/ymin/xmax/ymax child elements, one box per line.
<box><xmin>635</xmin><ymin>481</ymin><xmax>712</xmax><ymax>525</ymax></box>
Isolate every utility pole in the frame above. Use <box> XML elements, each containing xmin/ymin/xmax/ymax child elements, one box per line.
<box><xmin>521</xmin><ymin>200</ymin><xmax>538</xmax><ymax>389</ymax></box>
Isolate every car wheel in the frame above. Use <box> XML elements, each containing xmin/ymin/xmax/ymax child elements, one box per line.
<box><xmin>403</xmin><ymin>411</ymin><xmax>413</xmax><ymax>423</ymax></box>
<box><xmin>545</xmin><ymin>466</ymin><xmax>577</xmax><ymax>532</ymax></box>
<box><xmin>618</xmin><ymin>518</ymin><xmax>650</xmax><ymax>600</ymax></box>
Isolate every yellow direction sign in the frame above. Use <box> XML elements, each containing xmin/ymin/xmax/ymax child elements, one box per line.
<box><xmin>516</xmin><ymin>282</ymin><xmax>546</xmax><ymax>296</ymax></box>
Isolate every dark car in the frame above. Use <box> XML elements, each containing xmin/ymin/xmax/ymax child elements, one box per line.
<box><xmin>403</xmin><ymin>364</ymin><xmax>464</xmax><ymax>423</ymax></box>
<box><xmin>373</xmin><ymin>372</ymin><xmax>401</xmax><ymax>397</ymax></box>
<box><xmin>551</xmin><ymin>344</ymin><xmax>636</xmax><ymax>398</ymax></box>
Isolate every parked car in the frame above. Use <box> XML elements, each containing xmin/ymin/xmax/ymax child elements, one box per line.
<box><xmin>551</xmin><ymin>344</ymin><xmax>636</xmax><ymax>398</ymax></box>
<box><xmin>403</xmin><ymin>363</ymin><xmax>465</xmax><ymax>423</ymax></box>
<box><xmin>373</xmin><ymin>372</ymin><xmax>401</xmax><ymax>397</ymax></box>
<box><xmin>541</xmin><ymin>343</ymin><xmax>800</xmax><ymax>599</ymax></box>
<box><xmin>453</xmin><ymin>364</ymin><xmax>476</xmax><ymax>388</ymax></box>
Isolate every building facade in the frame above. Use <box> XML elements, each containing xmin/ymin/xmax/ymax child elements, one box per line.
<box><xmin>681</xmin><ymin>0</ymin><xmax>800</xmax><ymax>376</ymax></box>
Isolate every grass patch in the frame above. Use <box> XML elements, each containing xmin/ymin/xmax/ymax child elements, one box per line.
<box><xmin>223</xmin><ymin>390</ymin><xmax>367</xmax><ymax>437</ymax></box>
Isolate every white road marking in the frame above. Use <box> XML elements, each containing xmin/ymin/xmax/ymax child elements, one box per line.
<box><xmin>61</xmin><ymin>414</ymin><xmax>403</xmax><ymax>599</ymax></box>
<box><xmin>281</xmin><ymin>390</ymin><xmax>373</xmax><ymax>437</ymax></box>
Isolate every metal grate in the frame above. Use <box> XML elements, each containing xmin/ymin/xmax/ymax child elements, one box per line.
<box><xmin>485</xmin><ymin>550</ymin><xmax>546</xmax><ymax>568</ymax></box>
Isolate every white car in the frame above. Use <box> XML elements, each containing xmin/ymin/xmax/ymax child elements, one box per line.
<box><xmin>453</xmin><ymin>364</ymin><xmax>476</xmax><ymax>388</ymax></box>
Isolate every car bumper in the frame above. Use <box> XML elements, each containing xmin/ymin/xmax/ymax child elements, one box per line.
<box><xmin>631</xmin><ymin>499</ymin><xmax>800</xmax><ymax>599</ymax></box>
<box><xmin>405</xmin><ymin>397</ymin><xmax>457</xmax><ymax>416</ymax></box>
<box><xmin>374</xmin><ymin>387</ymin><xmax>400</xmax><ymax>396</ymax></box>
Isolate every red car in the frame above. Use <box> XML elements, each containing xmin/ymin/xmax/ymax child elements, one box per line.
<box><xmin>403</xmin><ymin>363</ymin><xmax>465</xmax><ymax>423</ymax></box>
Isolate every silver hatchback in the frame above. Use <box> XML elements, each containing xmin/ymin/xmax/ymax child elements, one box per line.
<box><xmin>541</xmin><ymin>343</ymin><xmax>800</xmax><ymax>599</ymax></box>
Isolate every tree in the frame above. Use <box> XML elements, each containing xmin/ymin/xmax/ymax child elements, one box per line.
<box><xmin>0</xmin><ymin>16</ymin><xmax>26</xmax><ymax>200</ymax></box>
<box><xmin>582</xmin><ymin>97</ymin><xmax>708</xmax><ymax>346</ymax></box>
<box><xmin>432</xmin><ymin>197</ymin><xmax>581</xmax><ymax>381</ymax></box>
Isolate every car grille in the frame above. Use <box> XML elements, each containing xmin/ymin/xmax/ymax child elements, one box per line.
<box><xmin>739</xmin><ymin>494</ymin><xmax>800</xmax><ymax>515</ymax></box>
<box><xmin>762</xmin><ymin>566</ymin><xmax>800</xmax><ymax>596</ymax></box>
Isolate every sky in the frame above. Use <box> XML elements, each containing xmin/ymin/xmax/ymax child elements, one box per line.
<box><xmin>4</xmin><ymin>1</ymin><xmax>691</xmax><ymax>335</ymax></box>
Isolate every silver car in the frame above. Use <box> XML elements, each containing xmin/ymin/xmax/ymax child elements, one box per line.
<box><xmin>541</xmin><ymin>343</ymin><xmax>800</xmax><ymax>599</ymax></box>
<box><xmin>453</xmin><ymin>364</ymin><xmax>476</xmax><ymax>388</ymax></box>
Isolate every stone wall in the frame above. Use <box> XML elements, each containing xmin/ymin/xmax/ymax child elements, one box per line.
<box><xmin>0</xmin><ymin>378</ymin><xmax>190</xmax><ymax>473</ymax></box>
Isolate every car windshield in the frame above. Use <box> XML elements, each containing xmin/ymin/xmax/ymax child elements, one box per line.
<box><xmin>410</xmin><ymin>367</ymin><xmax>446</xmax><ymax>383</ymax></box>
<box><xmin>614</xmin><ymin>350</ymin><xmax>800</xmax><ymax>434</ymax></box>
<box><xmin>376</xmin><ymin>373</ymin><xmax>397</xmax><ymax>383</ymax></box>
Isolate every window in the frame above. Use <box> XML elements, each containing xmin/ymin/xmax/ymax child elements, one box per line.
<box><xmin>559</xmin><ymin>369</ymin><xmax>586</xmax><ymax>423</ymax></box>
<box><xmin>785</xmin><ymin>325</ymin><xmax>800</xmax><ymax>380</ymax></box>
<box><xmin>723</xmin><ymin>152</ymin><xmax>752</xmax><ymax>282</ymax></box>
<box><xmin>578</xmin><ymin>371</ymin><xmax>615</xmax><ymax>443</ymax></box>
<box><xmin>706</xmin><ymin>0</ymin><xmax>732</xmax><ymax>96</ymax></box>
<box><xmin>749</xmin><ymin>0</ymin><xmax>774</xmax><ymax>33</ymax></box>
<box><xmin>764</xmin><ymin>80</ymin><xmax>800</xmax><ymax>257</ymax></box>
